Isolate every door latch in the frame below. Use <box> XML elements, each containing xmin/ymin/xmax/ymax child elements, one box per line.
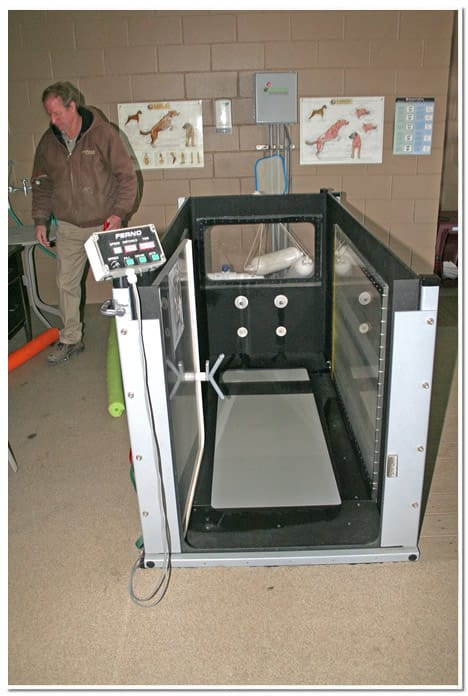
<box><xmin>100</xmin><ymin>299</ymin><xmax>127</xmax><ymax>317</ymax></box>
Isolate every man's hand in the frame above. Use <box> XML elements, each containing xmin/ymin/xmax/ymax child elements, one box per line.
<box><xmin>35</xmin><ymin>224</ymin><xmax>49</xmax><ymax>247</ymax></box>
<box><xmin>103</xmin><ymin>215</ymin><xmax>122</xmax><ymax>231</ymax></box>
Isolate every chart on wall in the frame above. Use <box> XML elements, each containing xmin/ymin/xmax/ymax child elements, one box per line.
<box><xmin>393</xmin><ymin>97</ymin><xmax>435</xmax><ymax>155</ymax></box>
<box><xmin>118</xmin><ymin>100</ymin><xmax>204</xmax><ymax>170</ymax></box>
<box><xmin>300</xmin><ymin>97</ymin><xmax>385</xmax><ymax>165</ymax></box>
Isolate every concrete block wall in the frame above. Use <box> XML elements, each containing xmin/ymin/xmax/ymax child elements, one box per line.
<box><xmin>8</xmin><ymin>9</ymin><xmax>456</xmax><ymax>303</ymax></box>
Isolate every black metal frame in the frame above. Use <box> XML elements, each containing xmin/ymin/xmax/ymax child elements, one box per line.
<box><xmin>8</xmin><ymin>245</ymin><xmax>32</xmax><ymax>342</ymax></box>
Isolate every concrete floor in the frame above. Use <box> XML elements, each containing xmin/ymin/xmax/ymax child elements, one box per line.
<box><xmin>8</xmin><ymin>288</ymin><xmax>459</xmax><ymax>687</ymax></box>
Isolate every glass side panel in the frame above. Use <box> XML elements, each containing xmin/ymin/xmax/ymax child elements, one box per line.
<box><xmin>154</xmin><ymin>240</ymin><xmax>203</xmax><ymax>520</ymax></box>
<box><xmin>332</xmin><ymin>224</ymin><xmax>389</xmax><ymax>495</ymax></box>
<box><xmin>204</xmin><ymin>221</ymin><xmax>316</xmax><ymax>280</ymax></box>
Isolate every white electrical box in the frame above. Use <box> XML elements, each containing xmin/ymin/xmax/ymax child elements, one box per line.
<box><xmin>254</xmin><ymin>72</ymin><xmax>297</xmax><ymax>124</ymax></box>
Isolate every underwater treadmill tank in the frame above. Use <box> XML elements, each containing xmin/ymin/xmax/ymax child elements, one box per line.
<box><xmin>113</xmin><ymin>191</ymin><xmax>439</xmax><ymax>567</ymax></box>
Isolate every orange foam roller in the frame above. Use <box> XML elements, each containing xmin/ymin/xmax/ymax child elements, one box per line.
<box><xmin>8</xmin><ymin>328</ymin><xmax>59</xmax><ymax>372</ymax></box>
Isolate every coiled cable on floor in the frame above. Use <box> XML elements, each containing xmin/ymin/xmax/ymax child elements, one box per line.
<box><xmin>128</xmin><ymin>552</ymin><xmax>171</xmax><ymax>608</ymax></box>
<box><xmin>126</xmin><ymin>271</ymin><xmax>172</xmax><ymax>607</ymax></box>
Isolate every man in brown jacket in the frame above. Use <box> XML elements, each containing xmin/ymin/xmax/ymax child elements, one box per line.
<box><xmin>32</xmin><ymin>81</ymin><xmax>138</xmax><ymax>364</ymax></box>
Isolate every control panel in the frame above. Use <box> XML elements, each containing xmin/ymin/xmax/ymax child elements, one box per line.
<box><xmin>85</xmin><ymin>224</ymin><xmax>166</xmax><ymax>281</ymax></box>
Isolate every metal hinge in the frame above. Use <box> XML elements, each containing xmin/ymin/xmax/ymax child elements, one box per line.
<box><xmin>386</xmin><ymin>454</ymin><xmax>399</xmax><ymax>478</ymax></box>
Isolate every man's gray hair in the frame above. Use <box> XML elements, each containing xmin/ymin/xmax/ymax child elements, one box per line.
<box><xmin>42</xmin><ymin>81</ymin><xmax>84</xmax><ymax>108</ymax></box>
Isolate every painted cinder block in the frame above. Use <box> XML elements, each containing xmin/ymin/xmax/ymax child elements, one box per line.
<box><xmin>159</xmin><ymin>45</ymin><xmax>211</xmax><ymax>73</ymax></box>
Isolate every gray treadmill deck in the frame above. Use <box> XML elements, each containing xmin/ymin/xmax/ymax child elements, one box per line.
<box><xmin>211</xmin><ymin>392</ymin><xmax>341</xmax><ymax>509</ymax></box>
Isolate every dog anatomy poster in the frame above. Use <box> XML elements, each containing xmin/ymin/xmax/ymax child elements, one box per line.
<box><xmin>300</xmin><ymin>97</ymin><xmax>384</xmax><ymax>165</ymax></box>
<box><xmin>118</xmin><ymin>100</ymin><xmax>204</xmax><ymax>170</ymax></box>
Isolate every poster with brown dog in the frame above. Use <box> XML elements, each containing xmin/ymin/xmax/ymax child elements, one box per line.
<box><xmin>118</xmin><ymin>100</ymin><xmax>204</xmax><ymax>170</ymax></box>
<box><xmin>300</xmin><ymin>96</ymin><xmax>384</xmax><ymax>165</ymax></box>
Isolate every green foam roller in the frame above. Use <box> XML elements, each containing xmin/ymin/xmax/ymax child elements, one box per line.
<box><xmin>107</xmin><ymin>318</ymin><xmax>125</xmax><ymax>418</ymax></box>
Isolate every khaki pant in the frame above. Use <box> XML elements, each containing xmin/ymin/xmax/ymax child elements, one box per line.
<box><xmin>55</xmin><ymin>220</ymin><xmax>102</xmax><ymax>344</ymax></box>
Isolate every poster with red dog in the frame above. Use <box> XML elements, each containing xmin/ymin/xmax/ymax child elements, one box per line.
<box><xmin>118</xmin><ymin>100</ymin><xmax>204</xmax><ymax>170</ymax></box>
<box><xmin>300</xmin><ymin>97</ymin><xmax>384</xmax><ymax>165</ymax></box>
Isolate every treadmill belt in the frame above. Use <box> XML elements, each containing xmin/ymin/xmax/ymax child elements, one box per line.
<box><xmin>211</xmin><ymin>393</ymin><xmax>341</xmax><ymax>509</ymax></box>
